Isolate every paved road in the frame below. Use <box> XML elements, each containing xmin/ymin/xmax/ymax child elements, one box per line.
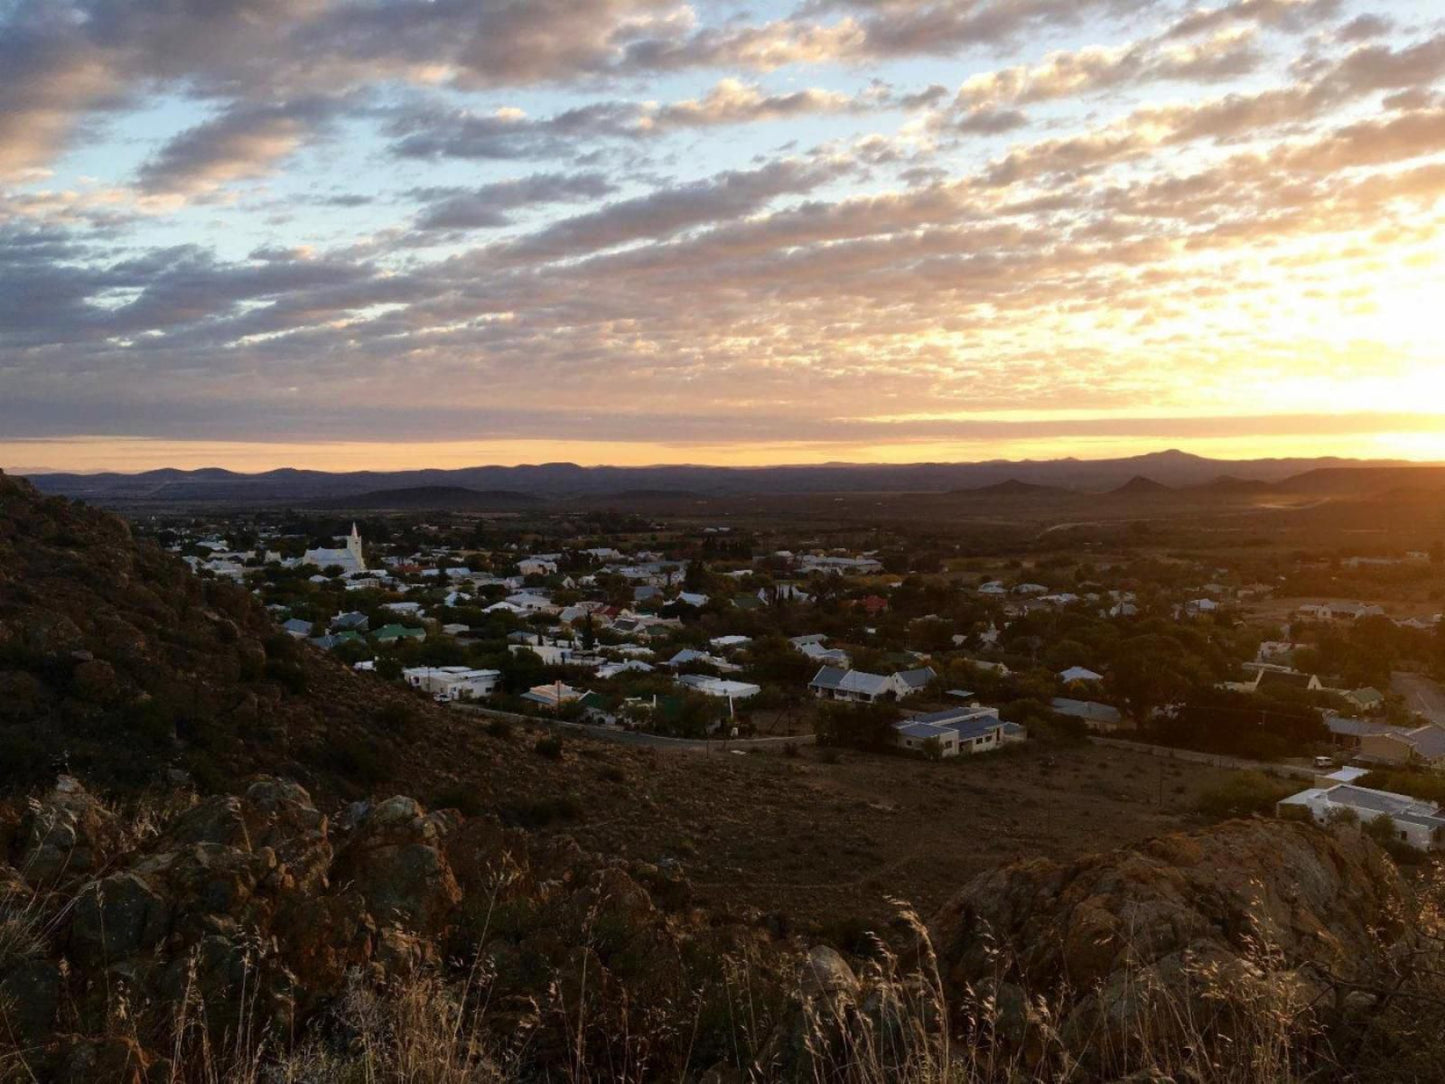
<box><xmin>1392</xmin><ymin>671</ymin><xmax>1445</xmax><ymax>727</ymax></box>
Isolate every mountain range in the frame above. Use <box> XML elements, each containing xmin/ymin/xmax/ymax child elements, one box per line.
<box><xmin>18</xmin><ymin>450</ymin><xmax>1444</xmax><ymax>506</ymax></box>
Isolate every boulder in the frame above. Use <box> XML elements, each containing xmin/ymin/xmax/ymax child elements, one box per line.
<box><xmin>930</xmin><ymin>819</ymin><xmax>1408</xmax><ymax>1071</ymax></box>
<box><xmin>334</xmin><ymin>796</ymin><xmax>461</xmax><ymax>933</ymax></box>
<box><xmin>15</xmin><ymin>775</ymin><xmax>122</xmax><ymax>889</ymax></box>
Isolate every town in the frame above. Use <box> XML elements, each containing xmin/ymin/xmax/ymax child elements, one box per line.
<box><xmin>153</xmin><ymin>501</ymin><xmax>1445</xmax><ymax>852</ymax></box>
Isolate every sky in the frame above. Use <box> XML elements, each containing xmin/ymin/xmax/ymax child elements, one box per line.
<box><xmin>1</xmin><ymin>0</ymin><xmax>1443</xmax><ymax>473</ymax></box>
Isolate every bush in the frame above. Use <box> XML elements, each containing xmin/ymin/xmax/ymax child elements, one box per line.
<box><xmin>500</xmin><ymin>793</ymin><xmax>583</xmax><ymax>828</ymax></box>
<box><xmin>432</xmin><ymin>785</ymin><xmax>485</xmax><ymax>817</ymax></box>
<box><xmin>1196</xmin><ymin>771</ymin><xmax>1300</xmax><ymax>819</ymax></box>
<box><xmin>485</xmin><ymin>718</ymin><xmax>513</xmax><ymax>739</ymax></box>
<box><xmin>533</xmin><ymin>734</ymin><xmax>565</xmax><ymax>759</ymax></box>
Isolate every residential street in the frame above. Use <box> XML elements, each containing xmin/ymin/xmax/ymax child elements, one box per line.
<box><xmin>1392</xmin><ymin>672</ymin><xmax>1445</xmax><ymax>727</ymax></box>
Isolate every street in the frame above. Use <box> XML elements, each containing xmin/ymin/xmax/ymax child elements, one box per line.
<box><xmin>1392</xmin><ymin>671</ymin><xmax>1445</xmax><ymax>727</ymax></box>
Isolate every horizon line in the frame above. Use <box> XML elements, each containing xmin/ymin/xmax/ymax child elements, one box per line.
<box><xmin>8</xmin><ymin>447</ymin><xmax>1445</xmax><ymax>479</ymax></box>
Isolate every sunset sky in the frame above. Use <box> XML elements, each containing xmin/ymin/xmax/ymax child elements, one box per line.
<box><xmin>2</xmin><ymin>0</ymin><xmax>1443</xmax><ymax>473</ymax></box>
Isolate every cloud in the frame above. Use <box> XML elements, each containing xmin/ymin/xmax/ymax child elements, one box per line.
<box><xmin>136</xmin><ymin>99</ymin><xmax>339</xmax><ymax>195</ymax></box>
<box><xmin>411</xmin><ymin>172</ymin><xmax>619</xmax><ymax>231</ymax></box>
<box><xmin>495</xmin><ymin>158</ymin><xmax>853</xmax><ymax>261</ymax></box>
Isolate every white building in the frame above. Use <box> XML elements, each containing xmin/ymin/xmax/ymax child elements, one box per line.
<box><xmin>302</xmin><ymin>524</ymin><xmax>367</xmax><ymax>574</ymax></box>
<box><xmin>403</xmin><ymin>666</ymin><xmax>501</xmax><ymax>701</ymax></box>
<box><xmin>1278</xmin><ymin>783</ymin><xmax>1445</xmax><ymax>851</ymax></box>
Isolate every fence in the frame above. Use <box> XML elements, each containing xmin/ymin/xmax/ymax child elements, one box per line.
<box><xmin>1088</xmin><ymin>735</ymin><xmax>1318</xmax><ymax>779</ymax></box>
<box><xmin>448</xmin><ymin>702</ymin><xmax>815</xmax><ymax>754</ymax></box>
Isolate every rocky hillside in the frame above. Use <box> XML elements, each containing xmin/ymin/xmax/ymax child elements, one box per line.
<box><xmin>0</xmin><ymin>472</ymin><xmax>648</xmax><ymax>814</ymax></box>
<box><xmin>2</xmin><ymin>771</ymin><xmax>1437</xmax><ymax>1082</ymax></box>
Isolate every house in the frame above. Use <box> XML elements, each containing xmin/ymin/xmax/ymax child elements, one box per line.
<box><xmin>965</xmin><ymin>659</ymin><xmax>1010</xmax><ymax>676</ymax></box>
<box><xmin>893</xmin><ymin>706</ymin><xmax>1014</xmax><ymax>757</ymax></box>
<box><xmin>859</xmin><ymin>595</ymin><xmax>889</xmax><ymax>616</ymax></box>
<box><xmin>373</xmin><ymin>624</ymin><xmax>426</xmax><ymax>645</ymax></box>
<box><xmin>1051</xmin><ymin>697</ymin><xmax>1124</xmax><ymax>731</ymax></box>
<box><xmin>404</xmin><ymin>666</ymin><xmax>501</xmax><ymax>700</ymax></box>
<box><xmin>331</xmin><ymin>611</ymin><xmax>370</xmax><ymax>632</ymax></box>
<box><xmin>1357</xmin><ymin>725</ymin><xmax>1445</xmax><ymax>767</ymax></box>
<box><xmin>509</xmin><ymin>641</ymin><xmax>585</xmax><ymax>667</ymax></box>
<box><xmin>309</xmin><ymin>631</ymin><xmax>364</xmax><ymax>651</ymax></box>
<box><xmin>895</xmin><ymin>667</ymin><xmax>936</xmax><ymax>696</ymax></box>
<box><xmin>797</xmin><ymin>640</ymin><xmax>851</xmax><ymax>667</ymax></box>
<box><xmin>596</xmin><ymin>660</ymin><xmax>654</xmax><ymax>680</ymax></box>
<box><xmin>1251</xmin><ymin>668</ymin><xmax>1324</xmax><ymax>694</ymax></box>
<box><xmin>518</xmin><ymin>557</ymin><xmax>558</xmax><ymax>577</ymax></box>
<box><xmin>676</xmin><ymin>674</ymin><xmax>761</xmax><ymax>700</ymax></box>
<box><xmin>1279</xmin><ymin>784</ymin><xmax>1445</xmax><ymax>850</ymax></box>
<box><xmin>809</xmin><ymin>666</ymin><xmax>934</xmax><ymax>703</ymax></box>
<box><xmin>382</xmin><ymin>601</ymin><xmax>423</xmax><ymax>617</ymax></box>
<box><xmin>1347</xmin><ymin>687</ymin><xmax>1386</xmax><ymax>713</ymax></box>
<box><xmin>301</xmin><ymin>524</ymin><xmax>367</xmax><ymax>574</ymax></box>
<box><xmin>1058</xmin><ymin>666</ymin><xmax>1103</xmax><ymax>685</ymax></box>
<box><xmin>799</xmin><ymin>554</ymin><xmax>883</xmax><ymax>575</ymax></box>
<box><xmin>504</xmin><ymin>592</ymin><xmax>559</xmax><ymax>615</ymax></box>
<box><xmin>1314</xmin><ymin>764</ymin><xmax>1371</xmax><ymax>788</ymax></box>
<box><xmin>667</xmin><ymin>648</ymin><xmax>737</xmax><ymax>671</ymax></box>
<box><xmin>521</xmin><ymin>683</ymin><xmax>602</xmax><ymax>711</ymax></box>
<box><xmin>1323</xmin><ymin>713</ymin><xmax>1411</xmax><ymax>751</ymax></box>
<box><xmin>1256</xmin><ymin>641</ymin><xmax>1296</xmax><ymax>663</ymax></box>
<box><xmin>281</xmin><ymin>618</ymin><xmax>314</xmax><ymax>639</ymax></box>
<box><xmin>710</xmin><ymin>635</ymin><xmax>752</xmax><ymax>652</ymax></box>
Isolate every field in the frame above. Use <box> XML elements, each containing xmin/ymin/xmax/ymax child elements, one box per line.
<box><xmin>537</xmin><ymin>737</ymin><xmax>1237</xmax><ymax>930</ymax></box>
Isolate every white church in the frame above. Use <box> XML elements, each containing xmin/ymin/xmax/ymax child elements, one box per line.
<box><xmin>300</xmin><ymin>524</ymin><xmax>367</xmax><ymax>574</ymax></box>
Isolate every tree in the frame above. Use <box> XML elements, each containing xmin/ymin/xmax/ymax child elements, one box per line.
<box><xmin>1107</xmin><ymin>634</ymin><xmax>1198</xmax><ymax>723</ymax></box>
<box><xmin>814</xmin><ymin>701</ymin><xmax>902</xmax><ymax>751</ymax></box>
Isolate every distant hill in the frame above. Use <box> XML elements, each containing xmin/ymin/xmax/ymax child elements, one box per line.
<box><xmin>1108</xmin><ymin>475</ymin><xmax>1175</xmax><ymax>497</ymax></box>
<box><xmin>310</xmin><ymin>486</ymin><xmax>543</xmax><ymax>511</ymax></box>
<box><xmin>20</xmin><ymin>450</ymin><xmax>1435</xmax><ymax>506</ymax></box>
<box><xmin>1275</xmin><ymin>466</ymin><xmax>1445</xmax><ymax>498</ymax></box>
<box><xmin>1194</xmin><ymin>475</ymin><xmax>1277</xmax><ymax>495</ymax></box>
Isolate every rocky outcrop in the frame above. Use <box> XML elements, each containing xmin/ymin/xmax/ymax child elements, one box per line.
<box><xmin>0</xmin><ymin>775</ymin><xmax>711</xmax><ymax>1077</ymax></box>
<box><xmin>930</xmin><ymin>818</ymin><xmax>1408</xmax><ymax>1073</ymax></box>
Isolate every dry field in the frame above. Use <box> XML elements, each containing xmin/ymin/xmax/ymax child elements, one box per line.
<box><xmin>550</xmin><ymin>739</ymin><xmax>1238</xmax><ymax>931</ymax></box>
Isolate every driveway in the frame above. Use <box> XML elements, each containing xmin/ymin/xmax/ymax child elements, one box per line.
<box><xmin>1392</xmin><ymin>671</ymin><xmax>1445</xmax><ymax>727</ymax></box>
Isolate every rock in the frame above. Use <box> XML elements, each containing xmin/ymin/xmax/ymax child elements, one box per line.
<box><xmin>16</xmin><ymin>776</ymin><xmax>122</xmax><ymax>889</ymax></box>
<box><xmin>930</xmin><ymin>819</ymin><xmax>1407</xmax><ymax>1073</ymax></box>
<box><xmin>800</xmin><ymin>945</ymin><xmax>858</xmax><ymax>1000</ymax></box>
<box><xmin>0</xmin><ymin>957</ymin><xmax>61</xmax><ymax>1040</ymax></box>
<box><xmin>70</xmin><ymin>871</ymin><xmax>172</xmax><ymax>963</ymax></box>
<box><xmin>71</xmin><ymin>658</ymin><xmax>119</xmax><ymax>703</ymax></box>
<box><xmin>334</xmin><ymin>796</ymin><xmax>461</xmax><ymax>933</ymax></box>
<box><xmin>39</xmin><ymin>1034</ymin><xmax>165</xmax><ymax>1084</ymax></box>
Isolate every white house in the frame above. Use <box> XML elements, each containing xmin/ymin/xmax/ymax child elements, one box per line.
<box><xmin>1058</xmin><ymin>666</ymin><xmax>1104</xmax><ymax>685</ymax></box>
<box><xmin>403</xmin><ymin>666</ymin><xmax>501</xmax><ymax>701</ymax></box>
<box><xmin>809</xmin><ymin>666</ymin><xmax>935</xmax><ymax>703</ymax></box>
<box><xmin>1278</xmin><ymin>784</ymin><xmax>1445</xmax><ymax>851</ymax></box>
<box><xmin>676</xmin><ymin>674</ymin><xmax>761</xmax><ymax>700</ymax></box>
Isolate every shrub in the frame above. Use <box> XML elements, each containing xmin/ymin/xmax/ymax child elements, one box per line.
<box><xmin>1196</xmin><ymin>771</ymin><xmax>1300</xmax><ymax>819</ymax></box>
<box><xmin>432</xmin><ymin>785</ymin><xmax>485</xmax><ymax>817</ymax></box>
<box><xmin>533</xmin><ymin>734</ymin><xmax>564</xmax><ymax>760</ymax></box>
<box><xmin>500</xmin><ymin>793</ymin><xmax>583</xmax><ymax>828</ymax></box>
<box><xmin>485</xmin><ymin>718</ymin><xmax>513</xmax><ymax>739</ymax></box>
